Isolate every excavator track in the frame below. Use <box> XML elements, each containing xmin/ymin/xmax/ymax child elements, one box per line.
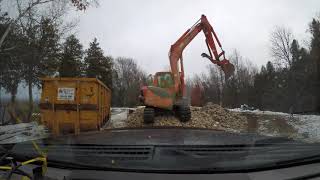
<box><xmin>143</xmin><ymin>107</ymin><xmax>155</xmax><ymax>124</ymax></box>
<box><xmin>177</xmin><ymin>105</ymin><xmax>191</xmax><ymax>122</ymax></box>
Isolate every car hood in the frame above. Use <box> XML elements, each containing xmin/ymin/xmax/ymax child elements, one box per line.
<box><xmin>8</xmin><ymin>128</ymin><xmax>320</xmax><ymax>172</ymax></box>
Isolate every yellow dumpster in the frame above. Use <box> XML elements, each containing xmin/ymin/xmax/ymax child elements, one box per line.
<box><xmin>39</xmin><ymin>77</ymin><xmax>111</xmax><ymax>136</ymax></box>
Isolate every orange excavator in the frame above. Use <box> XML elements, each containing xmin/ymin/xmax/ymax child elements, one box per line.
<box><xmin>139</xmin><ymin>15</ymin><xmax>235</xmax><ymax>123</ymax></box>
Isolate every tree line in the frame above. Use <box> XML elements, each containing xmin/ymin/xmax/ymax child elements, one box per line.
<box><xmin>253</xmin><ymin>18</ymin><xmax>319</xmax><ymax>113</ymax></box>
<box><xmin>57</xmin><ymin>36</ymin><xmax>147</xmax><ymax>107</ymax></box>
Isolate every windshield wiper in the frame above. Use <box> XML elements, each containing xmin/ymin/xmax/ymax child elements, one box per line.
<box><xmin>274</xmin><ymin>153</ymin><xmax>320</xmax><ymax>167</ymax></box>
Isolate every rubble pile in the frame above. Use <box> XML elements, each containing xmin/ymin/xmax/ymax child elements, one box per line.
<box><xmin>126</xmin><ymin>103</ymin><xmax>247</xmax><ymax>132</ymax></box>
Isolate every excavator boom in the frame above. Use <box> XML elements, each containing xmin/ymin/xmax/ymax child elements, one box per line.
<box><xmin>169</xmin><ymin>15</ymin><xmax>234</xmax><ymax>96</ymax></box>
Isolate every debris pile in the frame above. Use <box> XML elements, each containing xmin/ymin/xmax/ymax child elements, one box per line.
<box><xmin>126</xmin><ymin>103</ymin><xmax>248</xmax><ymax>132</ymax></box>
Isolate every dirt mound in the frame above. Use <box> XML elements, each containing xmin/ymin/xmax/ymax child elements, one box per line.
<box><xmin>126</xmin><ymin>103</ymin><xmax>247</xmax><ymax>132</ymax></box>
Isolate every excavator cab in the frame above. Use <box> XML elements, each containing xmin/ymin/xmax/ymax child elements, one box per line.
<box><xmin>155</xmin><ymin>72</ymin><xmax>174</xmax><ymax>88</ymax></box>
<box><xmin>146</xmin><ymin>72</ymin><xmax>174</xmax><ymax>88</ymax></box>
<box><xmin>140</xmin><ymin>72</ymin><xmax>175</xmax><ymax>107</ymax></box>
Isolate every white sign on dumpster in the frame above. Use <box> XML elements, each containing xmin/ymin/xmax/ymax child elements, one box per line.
<box><xmin>57</xmin><ymin>88</ymin><xmax>75</xmax><ymax>101</ymax></box>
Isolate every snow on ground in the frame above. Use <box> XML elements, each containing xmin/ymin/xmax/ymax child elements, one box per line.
<box><xmin>229</xmin><ymin>108</ymin><xmax>320</xmax><ymax>142</ymax></box>
<box><xmin>229</xmin><ymin>108</ymin><xmax>290</xmax><ymax>116</ymax></box>
<box><xmin>288</xmin><ymin>114</ymin><xmax>320</xmax><ymax>142</ymax></box>
<box><xmin>103</xmin><ymin>108</ymin><xmax>132</xmax><ymax>129</ymax></box>
<box><xmin>0</xmin><ymin>122</ymin><xmax>48</xmax><ymax>144</ymax></box>
<box><xmin>105</xmin><ymin>107</ymin><xmax>320</xmax><ymax>142</ymax></box>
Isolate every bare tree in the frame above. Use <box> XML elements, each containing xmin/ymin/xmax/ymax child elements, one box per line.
<box><xmin>270</xmin><ymin>26</ymin><xmax>294</xmax><ymax>68</ymax></box>
<box><xmin>203</xmin><ymin>64</ymin><xmax>222</xmax><ymax>105</ymax></box>
<box><xmin>112</xmin><ymin>57</ymin><xmax>147</xmax><ymax>107</ymax></box>
<box><xmin>0</xmin><ymin>0</ymin><xmax>55</xmax><ymax>50</ymax></box>
<box><xmin>229</xmin><ymin>49</ymin><xmax>257</xmax><ymax>86</ymax></box>
<box><xmin>0</xmin><ymin>0</ymin><xmax>94</xmax><ymax>51</ymax></box>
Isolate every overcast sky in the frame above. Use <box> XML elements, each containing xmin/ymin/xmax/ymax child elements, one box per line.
<box><xmin>72</xmin><ymin>0</ymin><xmax>319</xmax><ymax>75</ymax></box>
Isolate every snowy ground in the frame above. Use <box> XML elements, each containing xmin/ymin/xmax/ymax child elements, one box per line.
<box><xmin>229</xmin><ymin>108</ymin><xmax>290</xmax><ymax>116</ymax></box>
<box><xmin>288</xmin><ymin>114</ymin><xmax>320</xmax><ymax>142</ymax></box>
<box><xmin>0</xmin><ymin>122</ymin><xmax>48</xmax><ymax>144</ymax></box>
<box><xmin>0</xmin><ymin>108</ymin><xmax>132</xmax><ymax>144</ymax></box>
<box><xmin>4</xmin><ymin>107</ymin><xmax>317</xmax><ymax>144</ymax></box>
<box><xmin>229</xmin><ymin>108</ymin><xmax>320</xmax><ymax>142</ymax></box>
<box><xmin>106</xmin><ymin>107</ymin><xmax>320</xmax><ymax>142</ymax></box>
<box><xmin>103</xmin><ymin>108</ymin><xmax>131</xmax><ymax>129</ymax></box>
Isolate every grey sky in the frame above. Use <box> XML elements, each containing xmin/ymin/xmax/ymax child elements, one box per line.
<box><xmin>73</xmin><ymin>0</ymin><xmax>319</xmax><ymax>75</ymax></box>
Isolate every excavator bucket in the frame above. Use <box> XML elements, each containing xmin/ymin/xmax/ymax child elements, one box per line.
<box><xmin>221</xmin><ymin>62</ymin><xmax>235</xmax><ymax>79</ymax></box>
<box><xmin>201</xmin><ymin>53</ymin><xmax>235</xmax><ymax>79</ymax></box>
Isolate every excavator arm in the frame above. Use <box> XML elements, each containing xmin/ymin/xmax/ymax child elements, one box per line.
<box><xmin>169</xmin><ymin>14</ymin><xmax>235</xmax><ymax>96</ymax></box>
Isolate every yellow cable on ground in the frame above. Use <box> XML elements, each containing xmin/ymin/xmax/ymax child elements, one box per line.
<box><xmin>0</xmin><ymin>166</ymin><xmax>12</xmax><ymax>170</ymax></box>
<box><xmin>21</xmin><ymin>176</ymin><xmax>30</xmax><ymax>180</ymax></box>
<box><xmin>31</xmin><ymin>141</ymin><xmax>46</xmax><ymax>158</ymax></box>
<box><xmin>1</xmin><ymin>107</ymin><xmax>49</xmax><ymax>176</ymax></box>
<box><xmin>0</xmin><ymin>157</ymin><xmax>47</xmax><ymax>170</ymax></box>
<box><xmin>21</xmin><ymin>157</ymin><xmax>46</xmax><ymax>166</ymax></box>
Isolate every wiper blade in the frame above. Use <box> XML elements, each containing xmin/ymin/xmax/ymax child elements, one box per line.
<box><xmin>47</xmin><ymin>158</ymin><xmax>234</xmax><ymax>173</ymax></box>
<box><xmin>274</xmin><ymin>154</ymin><xmax>320</xmax><ymax>166</ymax></box>
<box><xmin>47</xmin><ymin>159</ymin><xmax>109</xmax><ymax>170</ymax></box>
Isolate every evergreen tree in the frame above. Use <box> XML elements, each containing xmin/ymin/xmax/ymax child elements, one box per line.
<box><xmin>59</xmin><ymin>35</ymin><xmax>84</xmax><ymax>77</ymax></box>
<box><xmin>310</xmin><ymin>19</ymin><xmax>320</xmax><ymax>57</ymax></box>
<box><xmin>288</xmin><ymin>39</ymin><xmax>301</xmax><ymax>111</ymax></box>
<box><xmin>0</xmin><ymin>12</ymin><xmax>23</xmax><ymax>105</ymax></box>
<box><xmin>266</xmin><ymin>61</ymin><xmax>275</xmax><ymax>74</ymax></box>
<box><xmin>252</xmin><ymin>66</ymin><xmax>267</xmax><ymax>109</ymax></box>
<box><xmin>20</xmin><ymin>17</ymin><xmax>60</xmax><ymax>121</ymax></box>
<box><xmin>84</xmin><ymin>38</ymin><xmax>113</xmax><ymax>88</ymax></box>
<box><xmin>291</xmin><ymin>39</ymin><xmax>300</xmax><ymax>63</ymax></box>
<box><xmin>309</xmin><ymin>18</ymin><xmax>320</xmax><ymax>112</ymax></box>
<box><xmin>261</xmin><ymin>61</ymin><xmax>277</xmax><ymax>110</ymax></box>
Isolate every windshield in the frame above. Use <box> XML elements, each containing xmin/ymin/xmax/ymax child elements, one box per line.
<box><xmin>0</xmin><ymin>0</ymin><xmax>320</xmax><ymax>176</ymax></box>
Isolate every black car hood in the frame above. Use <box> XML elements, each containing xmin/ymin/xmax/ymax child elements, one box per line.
<box><xmin>9</xmin><ymin>128</ymin><xmax>320</xmax><ymax>173</ymax></box>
